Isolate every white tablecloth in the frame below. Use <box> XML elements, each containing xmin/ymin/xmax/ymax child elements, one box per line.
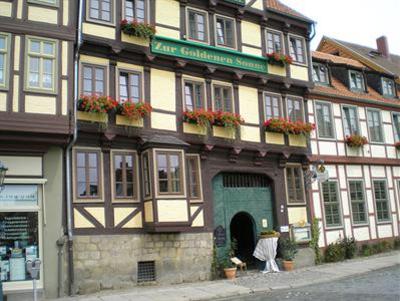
<box><xmin>253</xmin><ymin>237</ymin><xmax>280</xmax><ymax>273</ymax></box>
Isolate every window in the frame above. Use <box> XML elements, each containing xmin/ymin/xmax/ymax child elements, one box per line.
<box><xmin>215</xmin><ymin>16</ymin><xmax>235</xmax><ymax>48</ymax></box>
<box><xmin>113</xmin><ymin>152</ymin><xmax>137</xmax><ymax>200</ymax></box>
<box><xmin>342</xmin><ymin>106</ymin><xmax>359</xmax><ymax>136</ymax></box>
<box><xmin>124</xmin><ymin>0</ymin><xmax>145</xmax><ymax>22</ymax></box>
<box><xmin>349</xmin><ymin>70</ymin><xmax>364</xmax><ymax>91</ymax></box>
<box><xmin>382</xmin><ymin>78</ymin><xmax>395</xmax><ymax>97</ymax></box>
<box><xmin>312</xmin><ymin>64</ymin><xmax>328</xmax><ymax>84</ymax></box>
<box><xmin>28</xmin><ymin>0</ymin><xmax>58</xmax><ymax>6</ymax></box>
<box><xmin>142</xmin><ymin>152</ymin><xmax>151</xmax><ymax>198</ymax></box>
<box><xmin>156</xmin><ymin>151</ymin><xmax>183</xmax><ymax>195</ymax></box>
<box><xmin>213</xmin><ymin>85</ymin><xmax>232</xmax><ymax>112</ymax></box>
<box><xmin>26</xmin><ymin>37</ymin><xmax>57</xmax><ymax>92</ymax></box>
<box><xmin>349</xmin><ymin>181</ymin><xmax>367</xmax><ymax>224</ymax></box>
<box><xmin>315</xmin><ymin>101</ymin><xmax>334</xmax><ymax>138</ymax></box>
<box><xmin>286</xmin><ymin>97</ymin><xmax>303</xmax><ymax>122</ymax></box>
<box><xmin>373</xmin><ymin>180</ymin><xmax>390</xmax><ymax>222</ymax></box>
<box><xmin>264</xmin><ymin>93</ymin><xmax>282</xmax><ymax>119</ymax></box>
<box><xmin>0</xmin><ymin>33</ymin><xmax>9</xmax><ymax>89</ymax></box>
<box><xmin>82</xmin><ymin>64</ymin><xmax>105</xmax><ymax>96</ymax></box>
<box><xmin>367</xmin><ymin>109</ymin><xmax>383</xmax><ymax>143</ymax></box>
<box><xmin>75</xmin><ymin>150</ymin><xmax>101</xmax><ymax>199</ymax></box>
<box><xmin>289</xmin><ymin>36</ymin><xmax>306</xmax><ymax>64</ymax></box>
<box><xmin>187</xmin><ymin>155</ymin><xmax>201</xmax><ymax>199</ymax></box>
<box><xmin>266</xmin><ymin>30</ymin><xmax>283</xmax><ymax>53</ymax></box>
<box><xmin>88</xmin><ymin>0</ymin><xmax>113</xmax><ymax>23</ymax></box>
<box><xmin>187</xmin><ymin>8</ymin><xmax>208</xmax><ymax>43</ymax></box>
<box><xmin>119</xmin><ymin>71</ymin><xmax>141</xmax><ymax>102</ymax></box>
<box><xmin>393</xmin><ymin>113</ymin><xmax>400</xmax><ymax>142</ymax></box>
<box><xmin>184</xmin><ymin>80</ymin><xmax>204</xmax><ymax>111</ymax></box>
<box><xmin>286</xmin><ymin>166</ymin><xmax>305</xmax><ymax>204</ymax></box>
<box><xmin>322</xmin><ymin>181</ymin><xmax>342</xmax><ymax>227</ymax></box>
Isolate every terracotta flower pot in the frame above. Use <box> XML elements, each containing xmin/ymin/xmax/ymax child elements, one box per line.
<box><xmin>282</xmin><ymin>260</ymin><xmax>294</xmax><ymax>271</ymax></box>
<box><xmin>224</xmin><ymin>267</ymin><xmax>237</xmax><ymax>280</ymax></box>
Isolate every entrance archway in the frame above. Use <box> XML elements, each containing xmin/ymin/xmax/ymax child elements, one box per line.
<box><xmin>230</xmin><ymin>212</ymin><xmax>256</xmax><ymax>264</ymax></box>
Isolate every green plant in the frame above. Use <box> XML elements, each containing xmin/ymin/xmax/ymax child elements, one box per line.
<box><xmin>309</xmin><ymin>217</ymin><xmax>322</xmax><ymax>264</ymax></box>
<box><xmin>230</xmin><ymin>238</ymin><xmax>238</xmax><ymax>258</ymax></box>
<box><xmin>211</xmin><ymin>242</ymin><xmax>221</xmax><ymax>280</ymax></box>
<box><xmin>340</xmin><ymin>237</ymin><xmax>357</xmax><ymax>259</ymax></box>
<box><xmin>279</xmin><ymin>238</ymin><xmax>298</xmax><ymax>261</ymax></box>
<box><xmin>324</xmin><ymin>242</ymin><xmax>345</xmax><ymax>262</ymax></box>
<box><xmin>394</xmin><ymin>238</ymin><xmax>400</xmax><ymax>250</ymax></box>
<box><xmin>120</xmin><ymin>19</ymin><xmax>156</xmax><ymax>39</ymax></box>
<box><xmin>360</xmin><ymin>244</ymin><xmax>374</xmax><ymax>257</ymax></box>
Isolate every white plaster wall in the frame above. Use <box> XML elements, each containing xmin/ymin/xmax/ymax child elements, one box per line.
<box><xmin>319</xmin><ymin>141</ymin><xmax>337</xmax><ymax>156</ymax></box>
<box><xmin>370</xmin><ymin>145</ymin><xmax>386</xmax><ymax>158</ymax></box>
<box><xmin>346</xmin><ymin>165</ymin><xmax>363</xmax><ymax>178</ymax></box>
<box><xmin>369</xmin><ymin>216</ymin><xmax>377</xmax><ymax>239</ymax></box>
<box><xmin>370</xmin><ymin>166</ymin><xmax>385</xmax><ymax>177</ymax></box>
<box><xmin>353</xmin><ymin>227</ymin><xmax>370</xmax><ymax>241</ymax></box>
<box><xmin>377</xmin><ymin>224</ymin><xmax>393</xmax><ymax>238</ymax></box>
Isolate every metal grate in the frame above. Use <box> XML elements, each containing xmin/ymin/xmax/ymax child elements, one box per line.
<box><xmin>137</xmin><ymin>261</ymin><xmax>156</xmax><ymax>283</ymax></box>
<box><xmin>223</xmin><ymin>173</ymin><xmax>270</xmax><ymax>188</ymax></box>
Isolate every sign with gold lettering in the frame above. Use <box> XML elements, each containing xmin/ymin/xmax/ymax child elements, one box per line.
<box><xmin>151</xmin><ymin>36</ymin><xmax>268</xmax><ymax>74</ymax></box>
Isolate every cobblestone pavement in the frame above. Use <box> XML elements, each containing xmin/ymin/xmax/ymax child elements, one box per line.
<box><xmin>219</xmin><ymin>265</ymin><xmax>400</xmax><ymax>301</ymax></box>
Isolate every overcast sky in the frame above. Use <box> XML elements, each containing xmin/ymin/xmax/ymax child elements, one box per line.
<box><xmin>280</xmin><ymin>0</ymin><xmax>400</xmax><ymax>55</ymax></box>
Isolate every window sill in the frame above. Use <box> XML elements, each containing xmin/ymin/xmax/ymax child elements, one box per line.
<box><xmin>376</xmin><ymin>220</ymin><xmax>392</xmax><ymax>225</ymax></box>
<box><xmin>85</xmin><ymin>19</ymin><xmax>116</xmax><ymax>28</ymax></box>
<box><xmin>325</xmin><ymin>225</ymin><xmax>344</xmax><ymax>230</ymax></box>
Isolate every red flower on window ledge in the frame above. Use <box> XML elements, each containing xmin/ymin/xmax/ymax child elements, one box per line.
<box><xmin>120</xmin><ymin>19</ymin><xmax>156</xmax><ymax>39</ymax></box>
<box><xmin>345</xmin><ymin>134</ymin><xmax>368</xmax><ymax>148</ymax></box>
<box><xmin>266</xmin><ymin>52</ymin><xmax>293</xmax><ymax>66</ymax></box>
<box><xmin>77</xmin><ymin>95</ymin><xmax>118</xmax><ymax>113</ymax></box>
<box><xmin>117</xmin><ymin>101</ymin><xmax>152</xmax><ymax>120</ymax></box>
<box><xmin>263</xmin><ymin>118</ymin><xmax>315</xmax><ymax>135</ymax></box>
<box><xmin>212</xmin><ymin>111</ymin><xmax>244</xmax><ymax>129</ymax></box>
<box><xmin>182</xmin><ymin>109</ymin><xmax>214</xmax><ymax>127</ymax></box>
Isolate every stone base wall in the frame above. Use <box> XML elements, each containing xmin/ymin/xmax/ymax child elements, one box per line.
<box><xmin>73</xmin><ymin>233</ymin><xmax>213</xmax><ymax>294</ymax></box>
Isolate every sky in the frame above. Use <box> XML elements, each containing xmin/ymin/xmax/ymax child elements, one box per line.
<box><xmin>280</xmin><ymin>0</ymin><xmax>400</xmax><ymax>55</ymax></box>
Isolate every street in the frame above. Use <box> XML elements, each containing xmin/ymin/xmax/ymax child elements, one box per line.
<box><xmin>219</xmin><ymin>265</ymin><xmax>400</xmax><ymax>301</ymax></box>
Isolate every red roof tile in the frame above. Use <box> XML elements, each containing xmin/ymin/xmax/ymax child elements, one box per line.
<box><xmin>312</xmin><ymin>51</ymin><xmax>365</xmax><ymax>68</ymax></box>
<box><xmin>264</xmin><ymin>0</ymin><xmax>312</xmax><ymax>22</ymax></box>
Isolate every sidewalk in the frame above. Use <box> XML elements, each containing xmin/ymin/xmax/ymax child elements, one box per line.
<box><xmin>55</xmin><ymin>251</ymin><xmax>400</xmax><ymax>301</ymax></box>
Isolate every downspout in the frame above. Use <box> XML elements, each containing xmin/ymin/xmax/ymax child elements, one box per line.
<box><xmin>65</xmin><ymin>0</ymin><xmax>83</xmax><ymax>296</ymax></box>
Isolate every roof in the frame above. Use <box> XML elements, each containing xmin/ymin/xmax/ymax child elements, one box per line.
<box><xmin>264</xmin><ymin>0</ymin><xmax>313</xmax><ymax>22</ymax></box>
<box><xmin>319</xmin><ymin>37</ymin><xmax>400</xmax><ymax>78</ymax></box>
<box><xmin>312</xmin><ymin>51</ymin><xmax>365</xmax><ymax>68</ymax></box>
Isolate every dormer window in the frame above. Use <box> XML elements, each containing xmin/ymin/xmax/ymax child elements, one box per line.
<box><xmin>312</xmin><ymin>64</ymin><xmax>329</xmax><ymax>85</ymax></box>
<box><xmin>349</xmin><ymin>70</ymin><xmax>364</xmax><ymax>91</ymax></box>
<box><xmin>382</xmin><ymin>78</ymin><xmax>395</xmax><ymax>97</ymax></box>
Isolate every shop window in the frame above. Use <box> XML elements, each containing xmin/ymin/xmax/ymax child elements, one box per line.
<box><xmin>82</xmin><ymin>64</ymin><xmax>106</xmax><ymax>96</ymax></box>
<box><xmin>155</xmin><ymin>151</ymin><xmax>184</xmax><ymax>195</ymax></box>
<box><xmin>266</xmin><ymin>29</ymin><xmax>283</xmax><ymax>54</ymax></box>
<box><xmin>315</xmin><ymin>101</ymin><xmax>334</xmax><ymax>138</ymax></box>
<box><xmin>186</xmin><ymin>155</ymin><xmax>201</xmax><ymax>199</ymax></box>
<box><xmin>342</xmin><ymin>105</ymin><xmax>359</xmax><ymax>136</ymax></box>
<box><xmin>349</xmin><ymin>70</ymin><xmax>364</xmax><ymax>91</ymax></box>
<box><xmin>184</xmin><ymin>80</ymin><xmax>204</xmax><ymax>111</ymax></box>
<box><xmin>286</xmin><ymin>166</ymin><xmax>305</xmax><ymax>204</ymax></box>
<box><xmin>119</xmin><ymin>71</ymin><xmax>141</xmax><ymax>103</ymax></box>
<box><xmin>382</xmin><ymin>78</ymin><xmax>395</xmax><ymax>97</ymax></box>
<box><xmin>113</xmin><ymin>152</ymin><xmax>137</xmax><ymax>201</ymax></box>
<box><xmin>367</xmin><ymin>109</ymin><xmax>384</xmax><ymax>143</ymax></box>
<box><xmin>312</xmin><ymin>64</ymin><xmax>329</xmax><ymax>85</ymax></box>
<box><xmin>213</xmin><ymin>85</ymin><xmax>233</xmax><ymax>113</ymax></box>
<box><xmin>75</xmin><ymin>150</ymin><xmax>102</xmax><ymax>200</ymax></box>
<box><xmin>26</xmin><ymin>37</ymin><xmax>57</xmax><ymax>93</ymax></box>
<box><xmin>124</xmin><ymin>0</ymin><xmax>145</xmax><ymax>22</ymax></box>
<box><xmin>289</xmin><ymin>35</ymin><xmax>306</xmax><ymax>64</ymax></box>
<box><xmin>286</xmin><ymin>96</ymin><xmax>303</xmax><ymax>122</ymax></box>
<box><xmin>0</xmin><ymin>185</ymin><xmax>40</xmax><ymax>283</ymax></box>
<box><xmin>0</xmin><ymin>33</ymin><xmax>10</xmax><ymax>89</ymax></box>
<box><xmin>393</xmin><ymin>113</ymin><xmax>400</xmax><ymax>142</ymax></box>
<box><xmin>322</xmin><ymin>181</ymin><xmax>342</xmax><ymax>227</ymax></box>
<box><xmin>215</xmin><ymin>15</ymin><xmax>236</xmax><ymax>49</ymax></box>
<box><xmin>373</xmin><ymin>180</ymin><xmax>390</xmax><ymax>222</ymax></box>
<box><xmin>264</xmin><ymin>93</ymin><xmax>282</xmax><ymax>120</ymax></box>
<box><xmin>187</xmin><ymin>8</ymin><xmax>208</xmax><ymax>43</ymax></box>
<box><xmin>88</xmin><ymin>0</ymin><xmax>114</xmax><ymax>24</ymax></box>
<box><xmin>142</xmin><ymin>152</ymin><xmax>151</xmax><ymax>198</ymax></box>
<box><xmin>349</xmin><ymin>180</ymin><xmax>367</xmax><ymax>224</ymax></box>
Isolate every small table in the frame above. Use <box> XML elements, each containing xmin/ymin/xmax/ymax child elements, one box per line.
<box><xmin>253</xmin><ymin>237</ymin><xmax>280</xmax><ymax>273</ymax></box>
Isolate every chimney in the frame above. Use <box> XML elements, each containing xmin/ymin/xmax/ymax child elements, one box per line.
<box><xmin>376</xmin><ymin>36</ymin><xmax>389</xmax><ymax>58</ymax></box>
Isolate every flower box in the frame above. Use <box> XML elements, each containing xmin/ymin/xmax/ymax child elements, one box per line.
<box><xmin>265</xmin><ymin>132</ymin><xmax>285</xmax><ymax>145</ymax></box>
<box><xmin>183</xmin><ymin>122</ymin><xmax>207</xmax><ymax>135</ymax></box>
<box><xmin>268</xmin><ymin>63</ymin><xmax>286</xmax><ymax>76</ymax></box>
<box><xmin>288</xmin><ymin>134</ymin><xmax>307</xmax><ymax>147</ymax></box>
<box><xmin>120</xmin><ymin>19</ymin><xmax>156</xmax><ymax>39</ymax></box>
<box><xmin>116</xmin><ymin>115</ymin><xmax>143</xmax><ymax>127</ymax></box>
<box><xmin>121</xmin><ymin>32</ymin><xmax>150</xmax><ymax>47</ymax></box>
<box><xmin>213</xmin><ymin>125</ymin><xmax>235</xmax><ymax>139</ymax></box>
<box><xmin>77</xmin><ymin>111</ymin><xmax>108</xmax><ymax>123</ymax></box>
<box><xmin>345</xmin><ymin>134</ymin><xmax>368</xmax><ymax>148</ymax></box>
<box><xmin>266</xmin><ymin>52</ymin><xmax>293</xmax><ymax>66</ymax></box>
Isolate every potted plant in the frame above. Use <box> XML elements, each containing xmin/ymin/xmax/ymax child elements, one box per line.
<box><xmin>279</xmin><ymin>238</ymin><xmax>298</xmax><ymax>271</ymax></box>
<box><xmin>120</xmin><ymin>19</ymin><xmax>156</xmax><ymax>39</ymax></box>
<box><xmin>345</xmin><ymin>134</ymin><xmax>368</xmax><ymax>148</ymax></box>
<box><xmin>222</xmin><ymin>257</ymin><xmax>237</xmax><ymax>280</ymax></box>
<box><xmin>266</xmin><ymin>52</ymin><xmax>293</xmax><ymax>66</ymax></box>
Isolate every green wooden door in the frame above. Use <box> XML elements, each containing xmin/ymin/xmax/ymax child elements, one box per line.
<box><xmin>213</xmin><ymin>173</ymin><xmax>274</xmax><ymax>260</ymax></box>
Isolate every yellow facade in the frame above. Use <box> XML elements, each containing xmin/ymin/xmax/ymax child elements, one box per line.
<box><xmin>116</xmin><ymin>115</ymin><xmax>144</xmax><ymax>127</ymax></box>
<box><xmin>213</xmin><ymin>126</ymin><xmax>236</xmax><ymax>139</ymax></box>
<box><xmin>74</xmin><ymin>209</ymin><xmax>95</xmax><ymax>228</ymax></box>
<box><xmin>265</xmin><ymin>132</ymin><xmax>285</xmax><ymax>145</ymax></box>
<box><xmin>151</xmin><ymin>112</ymin><xmax>177</xmax><ymax>131</ymax></box>
<box><xmin>238</xmin><ymin>86</ymin><xmax>259</xmax><ymax>124</ymax></box>
<box><xmin>241</xmin><ymin>21</ymin><xmax>261</xmax><ymax>47</ymax></box>
<box><xmin>288</xmin><ymin>134</ymin><xmax>307</xmax><ymax>147</ymax></box>
<box><xmin>157</xmin><ymin>200</ymin><xmax>189</xmax><ymax>222</ymax></box>
<box><xmin>288</xmin><ymin>207</ymin><xmax>308</xmax><ymax>224</ymax></box>
<box><xmin>121</xmin><ymin>33</ymin><xmax>150</xmax><ymax>47</ymax></box>
<box><xmin>144</xmin><ymin>201</ymin><xmax>154</xmax><ymax>222</ymax></box>
<box><xmin>28</xmin><ymin>6</ymin><xmax>58</xmax><ymax>24</ymax></box>
<box><xmin>155</xmin><ymin>26</ymin><xmax>180</xmax><ymax>39</ymax></box>
<box><xmin>268</xmin><ymin>64</ymin><xmax>286</xmax><ymax>76</ymax></box>
<box><xmin>240</xmin><ymin>125</ymin><xmax>260</xmax><ymax>143</ymax></box>
<box><xmin>85</xmin><ymin>207</ymin><xmax>105</xmax><ymax>227</ymax></box>
<box><xmin>183</xmin><ymin>122</ymin><xmax>207</xmax><ymax>135</ymax></box>
<box><xmin>0</xmin><ymin>92</ymin><xmax>6</xmax><ymax>111</ymax></box>
<box><xmin>12</xmin><ymin>75</ymin><xmax>19</xmax><ymax>112</ymax></box>
<box><xmin>63</xmin><ymin>0</ymin><xmax>69</xmax><ymax>26</ymax></box>
<box><xmin>150</xmin><ymin>69</ymin><xmax>176</xmax><ymax>111</ymax></box>
<box><xmin>14</xmin><ymin>36</ymin><xmax>20</xmax><ymax>71</ymax></box>
<box><xmin>0</xmin><ymin>1</ymin><xmax>12</xmax><ymax>17</ymax></box>
<box><xmin>25</xmin><ymin>95</ymin><xmax>56</xmax><ymax>115</ymax></box>
<box><xmin>82</xmin><ymin>22</ymin><xmax>115</xmax><ymax>40</ymax></box>
<box><xmin>156</xmin><ymin>0</ymin><xmax>180</xmax><ymax>28</ymax></box>
<box><xmin>290</xmin><ymin>65</ymin><xmax>309</xmax><ymax>81</ymax></box>
<box><xmin>242</xmin><ymin>45</ymin><xmax>262</xmax><ymax>56</ymax></box>
<box><xmin>77</xmin><ymin>111</ymin><xmax>108</xmax><ymax>123</ymax></box>
<box><xmin>62</xmin><ymin>79</ymin><xmax>68</xmax><ymax>115</ymax></box>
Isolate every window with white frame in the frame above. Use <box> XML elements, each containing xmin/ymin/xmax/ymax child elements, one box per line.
<box><xmin>26</xmin><ymin>37</ymin><xmax>57</xmax><ymax>92</ymax></box>
<box><xmin>289</xmin><ymin>36</ymin><xmax>306</xmax><ymax>64</ymax></box>
<box><xmin>382</xmin><ymin>78</ymin><xmax>395</xmax><ymax>97</ymax></box>
<box><xmin>315</xmin><ymin>101</ymin><xmax>334</xmax><ymax>138</ymax></box>
<box><xmin>119</xmin><ymin>71</ymin><xmax>141</xmax><ymax>103</ymax></box>
<box><xmin>322</xmin><ymin>181</ymin><xmax>342</xmax><ymax>227</ymax></box>
<box><xmin>286</xmin><ymin>97</ymin><xmax>303</xmax><ymax>122</ymax></box>
<box><xmin>187</xmin><ymin>8</ymin><xmax>208</xmax><ymax>43</ymax></box>
<box><xmin>342</xmin><ymin>106</ymin><xmax>359</xmax><ymax>136</ymax></box>
<box><xmin>349</xmin><ymin>70</ymin><xmax>364</xmax><ymax>91</ymax></box>
<box><xmin>215</xmin><ymin>15</ymin><xmax>235</xmax><ymax>48</ymax></box>
<box><xmin>393</xmin><ymin>113</ymin><xmax>400</xmax><ymax>142</ymax></box>
<box><xmin>264</xmin><ymin>93</ymin><xmax>282</xmax><ymax>120</ymax></box>
<box><xmin>373</xmin><ymin>180</ymin><xmax>390</xmax><ymax>222</ymax></box>
<box><xmin>286</xmin><ymin>165</ymin><xmax>305</xmax><ymax>204</ymax></box>
<box><xmin>213</xmin><ymin>85</ymin><xmax>233</xmax><ymax>112</ymax></box>
<box><xmin>266</xmin><ymin>30</ymin><xmax>283</xmax><ymax>54</ymax></box>
<box><xmin>82</xmin><ymin>64</ymin><xmax>106</xmax><ymax>96</ymax></box>
<box><xmin>349</xmin><ymin>180</ymin><xmax>367</xmax><ymax>224</ymax></box>
<box><xmin>367</xmin><ymin>109</ymin><xmax>384</xmax><ymax>143</ymax></box>
<box><xmin>124</xmin><ymin>0</ymin><xmax>145</xmax><ymax>22</ymax></box>
<box><xmin>88</xmin><ymin>0</ymin><xmax>113</xmax><ymax>23</ymax></box>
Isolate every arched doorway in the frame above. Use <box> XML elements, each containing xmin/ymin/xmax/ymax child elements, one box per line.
<box><xmin>230</xmin><ymin>212</ymin><xmax>256</xmax><ymax>264</ymax></box>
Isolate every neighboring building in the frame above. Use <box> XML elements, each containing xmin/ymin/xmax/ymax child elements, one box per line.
<box><xmin>0</xmin><ymin>0</ymin><xmax>76</xmax><ymax>300</ymax></box>
<box><xmin>69</xmin><ymin>0</ymin><xmax>315</xmax><ymax>294</ymax></box>
<box><xmin>309</xmin><ymin>44</ymin><xmax>400</xmax><ymax>249</ymax></box>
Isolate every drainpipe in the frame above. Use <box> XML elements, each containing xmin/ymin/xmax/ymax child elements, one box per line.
<box><xmin>65</xmin><ymin>0</ymin><xmax>83</xmax><ymax>296</ymax></box>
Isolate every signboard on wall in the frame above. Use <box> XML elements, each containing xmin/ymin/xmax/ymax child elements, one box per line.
<box><xmin>214</xmin><ymin>225</ymin><xmax>226</xmax><ymax>247</ymax></box>
<box><xmin>0</xmin><ymin>185</ymin><xmax>38</xmax><ymax>207</ymax></box>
